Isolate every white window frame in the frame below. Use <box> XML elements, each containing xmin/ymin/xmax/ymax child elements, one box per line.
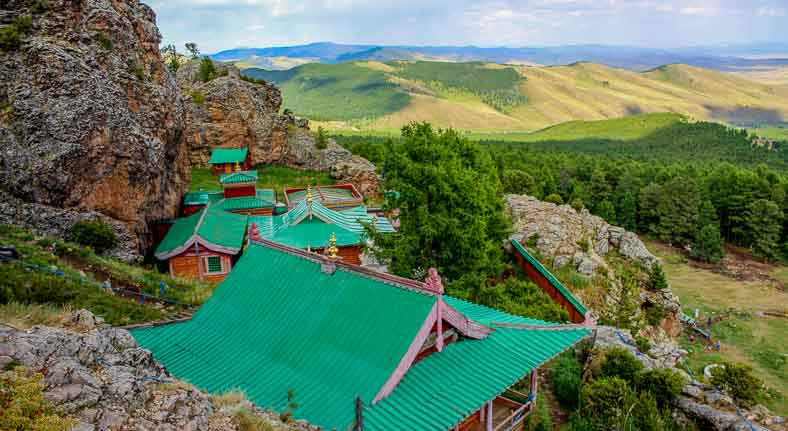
<box><xmin>202</xmin><ymin>255</ymin><xmax>227</xmax><ymax>275</ymax></box>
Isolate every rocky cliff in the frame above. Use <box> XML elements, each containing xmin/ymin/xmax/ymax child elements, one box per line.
<box><xmin>0</xmin><ymin>0</ymin><xmax>190</xmax><ymax>259</ymax></box>
<box><xmin>178</xmin><ymin>60</ymin><xmax>380</xmax><ymax>196</ymax></box>
<box><xmin>0</xmin><ymin>310</ymin><xmax>318</xmax><ymax>431</ymax></box>
<box><xmin>506</xmin><ymin>195</ymin><xmax>681</xmax><ymax>337</ymax></box>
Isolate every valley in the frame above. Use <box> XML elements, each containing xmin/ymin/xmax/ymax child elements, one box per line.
<box><xmin>244</xmin><ymin>60</ymin><xmax>788</xmax><ymax>134</ymax></box>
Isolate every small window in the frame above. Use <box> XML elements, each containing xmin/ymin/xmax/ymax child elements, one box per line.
<box><xmin>204</xmin><ymin>255</ymin><xmax>224</xmax><ymax>274</ymax></box>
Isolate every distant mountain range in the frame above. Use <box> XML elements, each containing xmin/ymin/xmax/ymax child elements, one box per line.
<box><xmin>211</xmin><ymin>42</ymin><xmax>788</xmax><ymax>71</ymax></box>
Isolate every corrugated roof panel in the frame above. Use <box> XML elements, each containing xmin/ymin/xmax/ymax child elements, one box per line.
<box><xmin>208</xmin><ymin>148</ymin><xmax>248</xmax><ymax>164</ymax></box>
<box><xmin>133</xmin><ymin>244</ymin><xmax>437</xmax><ymax>430</ymax></box>
<box><xmin>219</xmin><ymin>170</ymin><xmax>259</xmax><ymax>185</ymax></box>
<box><xmin>218</xmin><ymin>196</ymin><xmax>275</xmax><ymax>211</ymax></box>
<box><xmin>196</xmin><ymin>206</ymin><xmax>248</xmax><ymax>249</ymax></box>
<box><xmin>154</xmin><ymin>211</ymin><xmax>202</xmax><ymax>256</ymax></box>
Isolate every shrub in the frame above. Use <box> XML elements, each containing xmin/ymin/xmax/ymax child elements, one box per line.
<box><xmin>552</xmin><ymin>353</ymin><xmax>582</xmax><ymax>410</ymax></box>
<box><xmin>600</xmin><ymin>348</ymin><xmax>644</xmax><ymax>383</ymax></box>
<box><xmin>634</xmin><ymin>368</ymin><xmax>686</xmax><ymax>407</ymax></box>
<box><xmin>570</xmin><ymin>198</ymin><xmax>584</xmax><ymax>211</ymax></box>
<box><xmin>199</xmin><ymin>57</ymin><xmax>216</xmax><ymax>82</ymax></box>
<box><xmin>526</xmin><ymin>233</ymin><xmax>540</xmax><ymax>248</ymax></box>
<box><xmin>190</xmin><ymin>90</ymin><xmax>206</xmax><ymax>105</ymax></box>
<box><xmin>241</xmin><ymin>75</ymin><xmax>267</xmax><ymax>85</ymax></box>
<box><xmin>635</xmin><ymin>335</ymin><xmax>652</xmax><ymax>354</ymax></box>
<box><xmin>502</xmin><ymin>169</ymin><xmax>536</xmax><ymax>195</ymax></box>
<box><xmin>315</xmin><ymin>127</ymin><xmax>328</xmax><ymax>150</ymax></box>
<box><xmin>646</xmin><ymin>262</ymin><xmax>669</xmax><ymax>291</ymax></box>
<box><xmin>580</xmin><ymin>377</ymin><xmax>635</xmax><ymax>428</ymax></box>
<box><xmin>96</xmin><ymin>33</ymin><xmax>113</xmax><ymax>51</ymax></box>
<box><xmin>0</xmin><ymin>367</ymin><xmax>75</xmax><ymax>430</ymax></box>
<box><xmin>631</xmin><ymin>392</ymin><xmax>681</xmax><ymax>431</ymax></box>
<box><xmin>711</xmin><ymin>362</ymin><xmax>762</xmax><ymax>405</ymax></box>
<box><xmin>544</xmin><ymin>193</ymin><xmax>564</xmax><ymax>205</ymax></box>
<box><xmin>67</xmin><ymin>219</ymin><xmax>117</xmax><ymax>253</ymax></box>
<box><xmin>0</xmin><ymin>15</ymin><xmax>33</xmax><ymax>51</ymax></box>
<box><xmin>232</xmin><ymin>408</ymin><xmax>274</xmax><ymax>431</ymax></box>
<box><xmin>128</xmin><ymin>63</ymin><xmax>144</xmax><ymax>80</ymax></box>
<box><xmin>577</xmin><ymin>238</ymin><xmax>590</xmax><ymax>253</ymax></box>
<box><xmin>644</xmin><ymin>302</ymin><xmax>666</xmax><ymax>326</ymax></box>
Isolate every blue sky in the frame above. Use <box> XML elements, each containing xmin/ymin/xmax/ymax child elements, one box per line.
<box><xmin>146</xmin><ymin>0</ymin><xmax>788</xmax><ymax>54</ymax></box>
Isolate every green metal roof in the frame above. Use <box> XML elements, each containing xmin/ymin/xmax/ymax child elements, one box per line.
<box><xmin>133</xmin><ymin>243</ymin><xmax>437</xmax><ymax>429</ymax></box>
<box><xmin>154</xmin><ymin>206</ymin><xmax>248</xmax><ymax>259</ymax></box>
<box><xmin>219</xmin><ymin>170</ymin><xmax>258</xmax><ymax>185</ymax></box>
<box><xmin>138</xmin><ymin>240</ymin><xmax>591</xmax><ymax>430</ymax></box>
<box><xmin>249</xmin><ymin>200</ymin><xmax>395</xmax><ymax>249</ymax></box>
<box><xmin>511</xmin><ymin>239</ymin><xmax>588</xmax><ymax>316</ymax></box>
<box><xmin>365</xmin><ymin>326</ymin><xmax>589</xmax><ymax>431</ymax></box>
<box><xmin>256</xmin><ymin>189</ymin><xmax>276</xmax><ymax>204</ymax></box>
<box><xmin>183</xmin><ymin>190</ymin><xmax>223</xmax><ymax>206</ymax></box>
<box><xmin>287</xmin><ymin>186</ymin><xmax>362</xmax><ymax>207</ymax></box>
<box><xmin>208</xmin><ymin>148</ymin><xmax>248</xmax><ymax>164</ymax></box>
<box><xmin>218</xmin><ymin>196</ymin><xmax>275</xmax><ymax>211</ymax></box>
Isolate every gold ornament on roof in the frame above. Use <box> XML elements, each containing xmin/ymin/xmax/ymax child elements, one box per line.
<box><xmin>327</xmin><ymin>232</ymin><xmax>338</xmax><ymax>259</ymax></box>
<box><xmin>234</xmin><ymin>161</ymin><xmax>241</xmax><ymax>171</ymax></box>
<box><xmin>306</xmin><ymin>185</ymin><xmax>313</xmax><ymax>205</ymax></box>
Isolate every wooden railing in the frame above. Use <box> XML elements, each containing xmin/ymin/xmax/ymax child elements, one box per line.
<box><xmin>493</xmin><ymin>388</ymin><xmax>536</xmax><ymax>431</ymax></box>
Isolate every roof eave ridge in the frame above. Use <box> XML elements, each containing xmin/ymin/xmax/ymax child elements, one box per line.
<box><xmin>492</xmin><ymin>322</ymin><xmax>594</xmax><ymax>331</ymax></box>
<box><xmin>248</xmin><ymin>238</ymin><xmax>438</xmax><ymax>296</ymax></box>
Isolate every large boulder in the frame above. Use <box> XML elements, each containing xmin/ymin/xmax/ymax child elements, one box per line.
<box><xmin>0</xmin><ymin>310</ymin><xmax>319</xmax><ymax>431</ymax></box>
<box><xmin>0</xmin><ymin>0</ymin><xmax>191</xmax><ymax>259</ymax></box>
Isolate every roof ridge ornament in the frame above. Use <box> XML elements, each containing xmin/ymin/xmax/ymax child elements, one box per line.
<box><xmin>327</xmin><ymin>232</ymin><xmax>338</xmax><ymax>259</ymax></box>
<box><xmin>425</xmin><ymin>268</ymin><xmax>444</xmax><ymax>294</ymax></box>
<box><xmin>321</xmin><ymin>232</ymin><xmax>339</xmax><ymax>275</ymax></box>
<box><xmin>234</xmin><ymin>161</ymin><xmax>241</xmax><ymax>171</ymax></box>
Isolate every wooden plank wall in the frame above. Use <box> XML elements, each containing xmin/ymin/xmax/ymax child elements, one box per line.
<box><xmin>169</xmin><ymin>252</ymin><xmax>232</xmax><ymax>283</ymax></box>
<box><xmin>513</xmin><ymin>252</ymin><xmax>585</xmax><ymax>323</ymax></box>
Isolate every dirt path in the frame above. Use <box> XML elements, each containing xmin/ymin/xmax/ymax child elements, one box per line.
<box><xmin>537</xmin><ymin>369</ymin><xmax>569</xmax><ymax>429</ymax></box>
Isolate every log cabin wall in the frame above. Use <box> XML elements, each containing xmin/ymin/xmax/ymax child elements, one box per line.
<box><xmin>169</xmin><ymin>251</ymin><xmax>233</xmax><ymax>283</ymax></box>
<box><xmin>211</xmin><ymin>164</ymin><xmax>235</xmax><ymax>175</ymax></box>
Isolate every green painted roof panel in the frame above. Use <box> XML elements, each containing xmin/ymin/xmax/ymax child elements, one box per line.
<box><xmin>154</xmin><ymin>211</ymin><xmax>202</xmax><ymax>256</ymax></box>
<box><xmin>208</xmin><ymin>148</ymin><xmax>248</xmax><ymax>164</ymax></box>
<box><xmin>218</xmin><ymin>197</ymin><xmax>275</xmax><ymax>211</ymax></box>
<box><xmin>133</xmin><ymin>244</ymin><xmax>437</xmax><ymax>430</ymax></box>
<box><xmin>196</xmin><ymin>207</ymin><xmax>248</xmax><ymax>248</ymax></box>
<box><xmin>219</xmin><ymin>170</ymin><xmax>259</xmax><ymax>185</ymax></box>
<box><xmin>365</xmin><ymin>326</ymin><xmax>590</xmax><ymax>431</ymax></box>
<box><xmin>511</xmin><ymin>240</ymin><xmax>588</xmax><ymax>315</ymax></box>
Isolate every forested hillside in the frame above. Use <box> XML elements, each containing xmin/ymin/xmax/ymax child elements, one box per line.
<box><xmin>243</xmin><ymin>61</ymin><xmax>788</xmax><ymax>132</ymax></box>
<box><xmin>337</xmin><ymin>118</ymin><xmax>788</xmax><ymax>261</ymax></box>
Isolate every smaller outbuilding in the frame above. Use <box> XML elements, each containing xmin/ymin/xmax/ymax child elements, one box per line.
<box><xmin>154</xmin><ymin>205</ymin><xmax>248</xmax><ymax>282</ymax></box>
<box><xmin>182</xmin><ymin>190</ymin><xmax>224</xmax><ymax>216</ymax></box>
<box><xmin>208</xmin><ymin>148</ymin><xmax>252</xmax><ymax>174</ymax></box>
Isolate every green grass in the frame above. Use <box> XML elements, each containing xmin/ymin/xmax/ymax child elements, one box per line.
<box><xmin>0</xmin><ymin>224</ymin><xmax>214</xmax><ymax>326</ymax></box>
<box><xmin>650</xmin><ymin>242</ymin><xmax>788</xmax><ymax>414</ymax></box>
<box><xmin>748</xmin><ymin>125</ymin><xmax>788</xmax><ymax>141</ymax></box>
<box><xmin>243</xmin><ymin>62</ymin><xmax>410</xmax><ymax>121</ymax></box>
<box><xmin>190</xmin><ymin>165</ymin><xmax>335</xmax><ymax>194</ymax></box>
<box><xmin>510</xmin><ymin>113</ymin><xmax>687</xmax><ymax>142</ymax></box>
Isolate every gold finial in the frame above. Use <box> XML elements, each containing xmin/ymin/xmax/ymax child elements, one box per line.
<box><xmin>234</xmin><ymin>161</ymin><xmax>241</xmax><ymax>171</ymax></box>
<box><xmin>306</xmin><ymin>185</ymin><xmax>313</xmax><ymax>205</ymax></box>
<box><xmin>327</xmin><ymin>232</ymin><xmax>338</xmax><ymax>259</ymax></box>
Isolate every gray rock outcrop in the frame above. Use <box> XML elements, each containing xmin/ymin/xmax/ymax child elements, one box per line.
<box><xmin>0</xmin><ymin>310</ymin><xmax>318</xmax><ymax>431</ymax></box>
<box><xmin>0</xmin><ymin>0</ymin><xmax>191</xmax><ymax>259</ymax></box>
<box><xmin>177</xmin><ymin>61</ymin><xmax>380</xmax><ymax>196</ymax></box>
<box><xmin>506</xmin><ymin>194</ymin><xmax>656</xmax><ymax>274</ymax></box>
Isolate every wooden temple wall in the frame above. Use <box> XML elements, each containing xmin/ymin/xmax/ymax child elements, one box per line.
<box><xmin>313</xmin><ymin>246</ymin><xmax>362</xmax><ymax>265</ymax></box>
<box><xmin>224</xmin><ymin>186</ymin><xmax>257</xmax><ymax>198</ymax></box>
<box><xmin>169</xmin><ymin>251</ymin><xmax>233</xmax><ymax>283</ymax></box>
<box><xmin>183</xmin><ymin>205</ymin><xmax>204</xmax><ymax>216</ymax></box>
<box><xmin>512</xmin><ymin>252</ymin><xmax>585</xmax><ymax>323</ymax></box>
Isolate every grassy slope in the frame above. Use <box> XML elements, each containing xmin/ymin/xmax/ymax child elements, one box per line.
<box><xmin>650</xmin><ymin>241</ymin><xmax>787</xmax><ymax>414</ymax></box>
<box><xmin>246</xmin><ymin>60</ymin><xmax>788</xmax><ymax>133</ymax></box>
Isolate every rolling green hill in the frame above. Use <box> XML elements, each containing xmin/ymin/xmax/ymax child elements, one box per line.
<box><xmin>243</xmin><ymin>61</ymin><xmax>788</xmax><ymax>133</ymax></box>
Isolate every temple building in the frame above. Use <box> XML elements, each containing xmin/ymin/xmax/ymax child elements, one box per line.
<box><xmin>284</xmin><ymin>183</ymin><xmax>363</xmax><ymax>210</ymax></box>
<box><xmin>208</xmin><ymin>148</ymin><xmax>252</xmax><ymax>174</ymax></box>
<box><xmin>214</xmin><ymin>170</ymin><xmax>277</xmax><ymax>216</ymax></box>
<box><xmin>133</xmin><ymin>239</ymin><xmax>591</xmax><ymax>431</ymax></box>
<box><xmin>248</xmin><ymin>188</ymin><xmax>395</xmax><ymax>264</ymax></box>
<box><xmin>154</xmin><ymin>205</ymin><xmax>248</xmax><ymax>282</ymax></box>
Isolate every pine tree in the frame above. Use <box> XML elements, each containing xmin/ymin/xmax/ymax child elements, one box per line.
<box><xmin>590</xmin><ymin>169</ymin><xmax>611</xmax><ymax>207</ymax></box>
<box><xmin>692</xmin><ymin>224</ymin><xmax>724</xmax><ymax>263</ymax></box>
<box><xmin>619</xmin><ymin>192</ymin><xmax>637</xmax><ymax>231</ymax></box>
<box><xmin>746</xmin><ymin>199</ymin><xmax>783</xmax><ymax>261</ymax></box>
<box><xmin>646</xmin><ymin>262</ymin><xmax>669</xmax><ymax>291</ymax></box>
<box><xmin>596</xmin><ymin>200</ymin><xmax>617</xmax><ymax>224</ymax></box>
<box><xmin>502</xmin><ymin>169</ymin><xmax>536</xmax><ymax>195</ymax></box>
<box><xmin>184</xmin><ymin>42</ymin><xmax>200</xmax><ymax>58</ymax></box>
<box><xmin>697</xmin><ymin>199</ymin><xmax>719</xmax><ymax>231</ymax></box>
